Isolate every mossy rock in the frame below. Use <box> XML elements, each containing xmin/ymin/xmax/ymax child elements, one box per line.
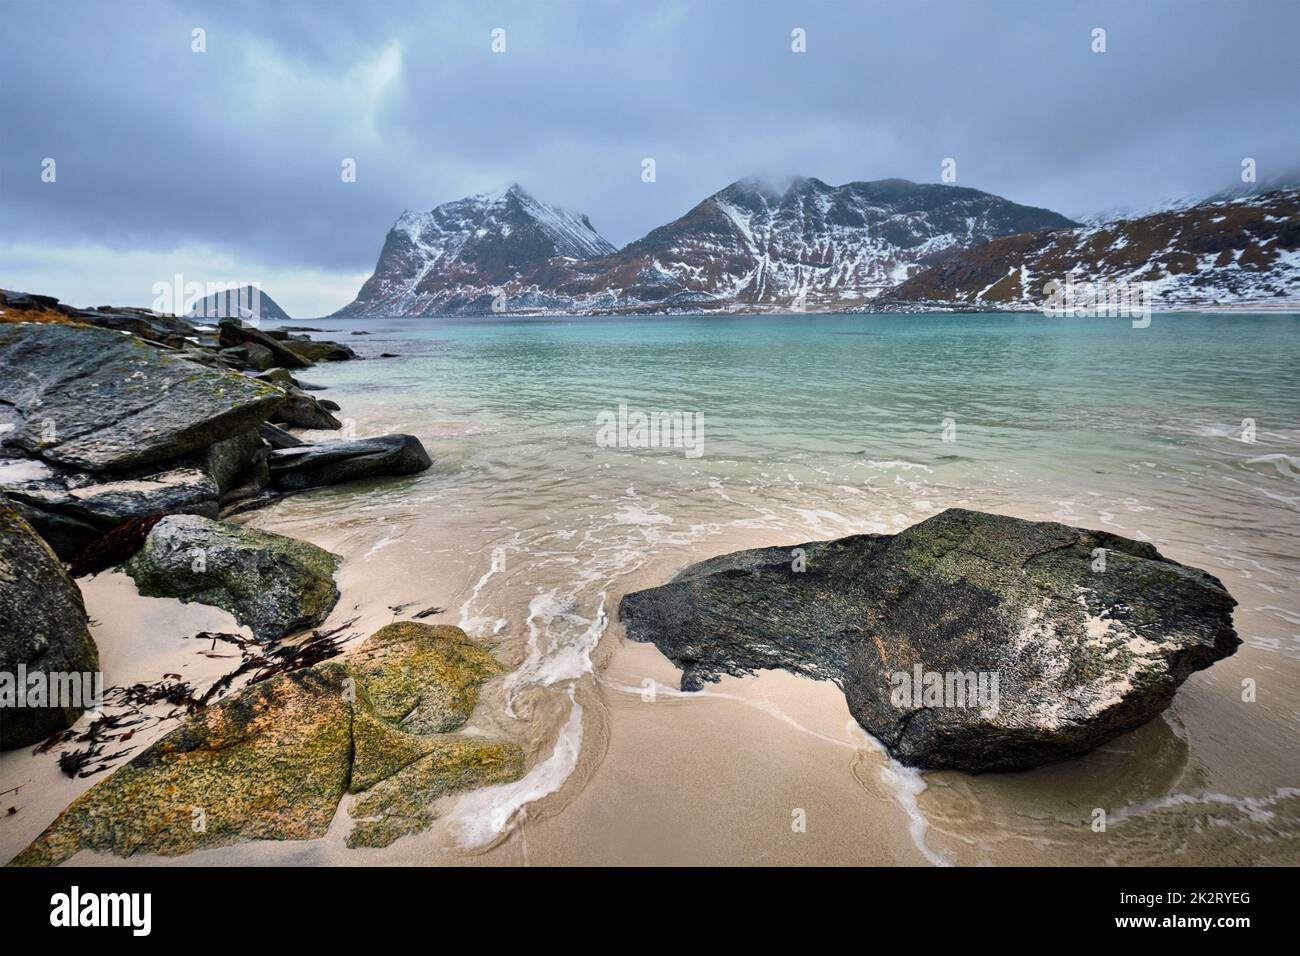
<box><xmin>13</xmin><ymin>623</ymin><xmax>522</xmax><ymax>865</ymax></box>
<box><xmin>123</xmin><ymin>514</ymin><xmax>340</xmax><ymax>641</ymax></box>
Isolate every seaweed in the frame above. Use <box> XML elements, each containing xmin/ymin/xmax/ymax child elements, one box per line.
<box><xmin>66</xmin><ymin>512</ymin><xmax>165</xmax><ymax>577</ymax></box>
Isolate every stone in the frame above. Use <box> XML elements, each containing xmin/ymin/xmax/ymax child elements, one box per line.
<box><xmin>0</xmin><ymin>323</ymin><xmax>283</xmax><ymax>472</ymax></box>
<box><xmin>14</xmin><ymin>623</ymin><xmax>522</xmax><ymax>864</ymax></box>
<box><xmin>0</xmin><ymin>498</ymin><xmax>99</xmax><ymax>750</ymax></box>
<box><xmin>268</xmin><ymin>387</ymin><xmax>342</xmax><ymax>430</ymax></box>
<box><xmin>619</xmin><ymin>508</ymin><xmax>1240</xmax><ymax>773</ymax></box>
<box><xmin>279</xmin><ymin>339</ymin><xmax>356</xmax><ymax>363</ymax></box>
<box><xmin>123</xmin><ymin>514</ymin><xmax>340</xmax><ymax>641</ymax></box>
<box><xmin>217</xmin><ymin>320</ymin><xmax>312</xmax><ymax>369</ymax></box>
<box><xmin>267</xmin><ymin>434</ymin><xmax>431</xmax><ymax>492</ymax></box>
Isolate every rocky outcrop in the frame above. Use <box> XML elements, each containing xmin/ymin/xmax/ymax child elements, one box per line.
<box><xmin>278</xmin><ymin>338</ymin><xmax>357</xmax><ymax>363</ymax></box>
<box><xmin>268</xmin><ymin>387</ymin><xmax>342</xmax><ymax>430</ymax></box>
<box><xmin>619</xmin><ymin>508</ymin><xmax>1240</xmax><ymax>773</ymax></box>
<box><xmin>1</xmin><ymin>429</ymin><xmax>269</xmax><ymax>559</ymax></box>
<box><xmin>0</xmin><ymin>323</ymin><xmax>283</xmax><ymax>472</ymax></box>
<box><xmin>123</xmin><ymin>515</ymin><xmax>340</xmax><ymax>641</ymax></box>
<box><xmin>267</xmin><ymin>434</ymin><xmax>432</xmax><ymax>491</ymax></box>
<box><xmin>0</xmin><ymin>498</ymin><xmax>99</xmax><ymax>750</ymax></box>
<box><xmin>217</xmin><ymin>320</ymin><xmax>312</xmax><ymax>370</ymax></box>
<box><xmin>13</xmin><ymin>623</ymin><xmax>523</xmax><ymax>864</ymax></box>
<box><xmin>3</xmin><ymin>466</ymin><xmax>219</xmax><ymax>559</ymax></box>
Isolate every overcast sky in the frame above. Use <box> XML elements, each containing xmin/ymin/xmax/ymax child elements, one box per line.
<box><xmin>2</xmin><ymin>0</ymin><xmax>1297</xmax><ymax>316</ymax></box>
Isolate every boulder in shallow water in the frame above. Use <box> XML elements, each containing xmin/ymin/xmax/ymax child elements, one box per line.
<box><xmin>14</xmin><ymin>622</ymin><xmax>522</xmax><ymax>864</ymax></box>
<box><xmin>0</xmin><ymin>323</ymin><xmax>283</xmax><ymax>472</ymax></box>
<box><xmin>619</xmin><ymin>508</ymin><xmax>1239</xmax><ymax>773</ymax></box>
<box><xmin>280</xmin><ymin>338</ymin><xmax>356</xmax><ymax>363</ymax></box>
<box><xmin>267</xmin><ymin>434</ymin><xmax>432</xmax><ymax>491</ymax></box>
<box><xmin>0</xmin><ymin>498</ymin><xmax>99</xmax><ymax>750</ymax></box>
<box><xmin>123</xmin><ymin>514</ymin><xmax>340</xmax><ymax>641</ymax></box>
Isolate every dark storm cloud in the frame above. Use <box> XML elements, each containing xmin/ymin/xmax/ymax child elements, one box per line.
<box><xmin>1</xmin><ymin>0</ymin><xmax>1296</xmax><ymax>312</ymax></box>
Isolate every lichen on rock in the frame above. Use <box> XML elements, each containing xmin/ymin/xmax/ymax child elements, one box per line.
<box><xmin>12</xmin><ymin>623</ymin><xmax>522</xmax><ymax>865</ymax></box>
<box><xmin>619</xmin><ymin>508</ymin><xmax>1240</xmax><ymax>773</ymax></box>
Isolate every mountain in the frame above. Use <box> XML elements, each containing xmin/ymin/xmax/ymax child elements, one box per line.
<box><xmin>188</xmin><ymin>285</ymin><xmax>291</xmax><ymax>322</ymax></box>
<box><xmin>334</xmin><ymin>179</ymin><xmax>1076</xmax><ymax>316</ymax></box>
<box><xmin>559</xmin><ymin>177</ymin><xmax>1078</xmax><ymax>310</ymax></box>
<box><xmin>890</xmin><ymin>188</ymin><xmax>1300</xmax><ymax>308</ymax></box>
<box><xmin>334</xmin><ymin>184</ymin><xmax>617</xmax><ymax>316</ymax></box>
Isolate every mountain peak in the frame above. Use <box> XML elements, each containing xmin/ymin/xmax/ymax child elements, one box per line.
<box><xmin>338</xmin><ymin>177</ymin><xmax>1082</xmax><ymax>317</ymax></box>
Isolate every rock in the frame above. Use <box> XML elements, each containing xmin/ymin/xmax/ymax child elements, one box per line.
<box><xmin>268</xmin><ymin>387</ymin><xmax>342</xmax><ymax>430</ymax></box>
<box><xmin>0</xmin><ymin>431</ymin><xmax>266</xmax><ymax>559</ymax></box>
<box><xmin>619</xmin><ymin>508</ymin><xmax>1240</xmax><ymax>773</ymax></box>
<box><xmin>217</xmin><ymin>320</ymin><xmax>312</xmax><ymax>369</ymax></box>
<box><xmin>4</xmin><ymin>466</ymin><xmax>220</xmax><ymax>558</ymax></box>
<box><xmin>280</xmin><ymin>339</ymin><xmax>356</xmax><ymax>363</ymax></box>
<box><xmin>14</xmin><ymin>623</ymin><xmax>522</xmax><ymax>864</ymax></box>
<box><xmin>0</xmin><ymin>498</ymin><xmax>99</xmax><ymax>750</ymax></box>
<box><xmin>196</xmin><ymin>428</ymin><xmax>267</xmax><ymax>496</ymax></box>
<box><xmin>257</xmin><ymin>422</ymin><xmax>305</xmax><ymax>449</ymax></box>
<box><xmin>123</xmin><ymin>514</ymin><xmax>340</xmax><ymax>641</ymax></box>
<box><xmin>240</xmin><ymin>342</ymin><xmax>278</xmax><ymax>372</ymax></box>
<box><xmin>253</xmin><ymin>367</ymin><xmax>299</xmax><ymax>389</ymax></box>
<box><xmin>267</xmin><ymin>434</ymin><xmax>432</xmax><ymax>492</ymax></box>
<box><xmin>0</xmin><ymin>323</ymin><xmax>284</xmax><ymax>472</ymax></box>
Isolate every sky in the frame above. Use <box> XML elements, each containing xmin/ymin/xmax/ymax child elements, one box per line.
<box><xmin>2</xmin><ymin>0</ymin><xmax>1297</xmax><ymax>317</ymax></box>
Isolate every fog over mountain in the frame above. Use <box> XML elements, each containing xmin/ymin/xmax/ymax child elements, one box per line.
<box><xmin>1</xmin><ymin>0</ymin><xmax>1296</xmax><ymax>315</ymax></box>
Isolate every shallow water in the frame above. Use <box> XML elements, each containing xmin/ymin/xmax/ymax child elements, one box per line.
<box><xmin>25</xmin><ymin>311</ymin><xmax>1298</xmax><ymax>866</ymax></box>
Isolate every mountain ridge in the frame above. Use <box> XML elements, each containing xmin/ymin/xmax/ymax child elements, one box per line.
<box><xmin>332</xmin><ymin>179</ymin><xmax>1297</xmax><ymax>317</ymax></box>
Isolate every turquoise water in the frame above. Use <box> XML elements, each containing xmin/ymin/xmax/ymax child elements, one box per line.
<box><xmin>293</xmin><ymin>310</ymin><xmax>1300</xmax><ymax>520</ymax></box>
<box><xmin>253</xmin><ymin>311</ymin><xmax>1300</xmax><ymax>863</ymax></box>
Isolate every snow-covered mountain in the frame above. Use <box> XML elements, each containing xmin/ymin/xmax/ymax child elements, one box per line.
<box><xmin>334</xmin><ymin>184</ymin><xmax>616</xmax><ymax>316</ymax></box>
<box><xmin>334</xmin><ymin>179</ymin><xmax>1076</xmax><ymax>316</ymax></box>
<box><xmin>891</xmin><ymin>188</ymin><xmax>1300</xmax><ymax>309</ymax></box>
<box><xmin>557</xmin><ymin>177</ymin><xmax>1077</xmax><ymax>310</ymax></box>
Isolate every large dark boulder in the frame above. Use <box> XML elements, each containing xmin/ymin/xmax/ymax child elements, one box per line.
<box><xmin>267</xmin><ymin>434</ymin><xmax>431</xmax><ymax>491</ymax></box>
<box><xmin>0</xmin><ymin>498</ymin><xmax>100</xmax><ymax>749</ymax></box>
<box><xmin>123</xmin><ymin>514</ymin><xmax>340</xmax><ymax>641</ymax></box>
<box><xmin>0</xmin><ymin>323</ymin><xmax>283</xmax><ymax>472</ymax></box>
<box><xmin>619</xmin><ymin>508</ymin><xmax>1240</xmax><ymax>773</ymax></box>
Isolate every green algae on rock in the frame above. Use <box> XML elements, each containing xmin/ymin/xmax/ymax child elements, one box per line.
<box><xmin>619</xmin><ymin>508</ymin><xmax>1240</xmax><ymax>773</ymax></box>
<box><xmin>123</xmin><ymin>514</ymin><xmax>340</xmax><ymax>641</ymax></box>
<box><xmin>13</xmin><ymin>623</ymin><xmax>522</xmax><ymax>865</ymax></box>
<box><xmin>0</xmin><ymin>497</ymin><xmax>100</xmax><ymax>750</ymax></box>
